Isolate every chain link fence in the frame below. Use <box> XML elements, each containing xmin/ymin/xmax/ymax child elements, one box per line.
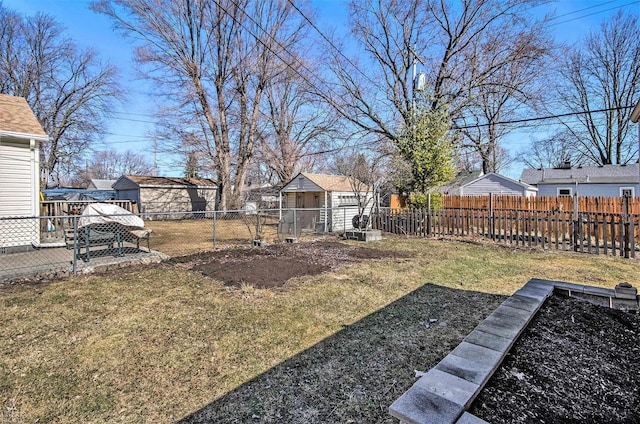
<box><xmin>0</xmin><ymin>206</ymin><xmax>369</xmax><ymax>281</ymax></box>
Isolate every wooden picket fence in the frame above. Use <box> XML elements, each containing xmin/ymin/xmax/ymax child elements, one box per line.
<box><xmin>372</xmin><ymin>205</ymin><xmax>638</xmax><ymax>259</ymax></box>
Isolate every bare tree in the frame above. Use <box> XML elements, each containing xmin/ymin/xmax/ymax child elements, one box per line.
<box><xmin>555</xmin><ymin>11</ymin><xmax>640</xmax><ymax>165</ymax></box>
<box><xmin>519</xmin><ymin>131</ymin><xmax>588</xmax><ymax>170</ymax></box>
<box><xmin>0</xmin><ymin>5</ymin><xmax>121</xmax><ymax>187</ymax></box>
<box><xmin>70</xmin><ymin>149</ymin><xmax>154</xmax><ymax>186</ymax></box>
<box><xmin>324</xmin><ymin>0</ymin><xmax>552</xmax><ymax>172</ymax></box>
<box><xmin>255</xmin><ymin>64</ymin><xmax>339</xmax><ymax>185</ymax></box>
<box><xmin>333</xmin><ymin>151</ymin><xmax>385</xmax><ymax>227</ymax></box>
<box><xmin>93</xmin><ymin>0</ymin><xmax>310</xmax><ymax>210</ymax></box>
<box><xmin>456</xmin><ymin>27</ymin><xmax>551</xmax><ymax>173</ymax></box>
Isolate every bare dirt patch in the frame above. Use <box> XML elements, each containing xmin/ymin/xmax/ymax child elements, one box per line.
<box><xmin>470</xmin><ymin>295</ymin><xmax>640</xmax><ymax>423</ymax></box>
<box><xmin>168</xmin><ymin>240</ymin><xmax>411</xmax><ymax>288</ymax></box>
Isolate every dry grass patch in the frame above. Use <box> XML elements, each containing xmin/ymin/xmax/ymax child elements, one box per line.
<box><xmin>147</xmin><ymin>217</ymin><xmax>282</xmax><ymax>257</ymax></box>
<box><xmin>1</xmin><ymin>237</ymin><xmax>638</xmax><ymax>422</ymax></box>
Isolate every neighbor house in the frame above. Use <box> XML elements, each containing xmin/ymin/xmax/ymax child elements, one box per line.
<box><xmin>448</xmin><ymin>172</ymin><xmax>538</xmax><ymax>197</ymax></box>
<box><xmin>242</xmin><ymin>183</ymin><xmax>279</xmax><ymax>213</ymax></box>
<box><xmin>439</xmin><ymin>170</ymin><xmax>483</xmax><ymax>195</ymax></box>
<box><xmin>520</xmin><ymin>163</ymin><xmax>640</xmax><ymax>197</ymax></box>
<box><xmin>0</xmin><ymin>94</ymin><xmax>48</xmax><ymax>251</ymax></box>
<box><xmin>113</xmin><ymin>175</ymin><xmax>217</xmax><ymax>215</ymax></box>
<box><xmin>279</xmin><ymin>172</ymin><xmax>374</xmax><ymax>233</ymax></box>
<box><xmin>87</xmin><ymin>178</ymin><xmax>116</xmax><ymax>190</ymax></box>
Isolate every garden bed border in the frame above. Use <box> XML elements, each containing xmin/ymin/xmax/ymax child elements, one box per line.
<box><xmin>388</xmin><ymin>278</ymin><xmax>639</xmax><ymax>424</ymax></box>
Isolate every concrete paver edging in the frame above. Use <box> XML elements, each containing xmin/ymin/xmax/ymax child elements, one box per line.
<box><xmin>388</xmin><ymin>278</ymin><xmax>639</xmax><ymax>424</ymax></box>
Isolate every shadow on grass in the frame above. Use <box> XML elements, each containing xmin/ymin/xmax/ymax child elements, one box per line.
<box><xmin>178</xmin><ymin>283</ymin><xmax>506</xmax><ymax>423</ymax></box>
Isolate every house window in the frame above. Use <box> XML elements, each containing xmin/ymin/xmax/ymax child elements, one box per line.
<box><xmin>620</xmin><ymin>187</ymin><xmax>634</xmax><ymax>197</ymax></box>
<box><xmin>338</xmin><ymin>194</ymin><xmax>358</xmax><ymax>206</ymax></box>
<box><xmin>297</xmin><ymin>178</ymin><xmax>304</xmax><ymax>189</ymax></box>
<box><xmin>557</xmin><ymin>188</ymin><xmax>572</xmax><ymax>196</ymax></box>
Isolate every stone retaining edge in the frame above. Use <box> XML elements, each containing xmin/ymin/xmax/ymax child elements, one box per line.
<box><xmin>389</xmin><ymin>278</ymin><xmax>640</xmax><ymax>423</ymax></box>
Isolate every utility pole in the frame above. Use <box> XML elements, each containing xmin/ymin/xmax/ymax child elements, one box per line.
<box><xmin>153</xmin><ymin>137</ymin><xmax>158</xmax><ymax>176</ymax></box>
<box><xmin>630</xmin><ymin>100</ymin><xmax>640</xmax><ymax>190</ymax></box>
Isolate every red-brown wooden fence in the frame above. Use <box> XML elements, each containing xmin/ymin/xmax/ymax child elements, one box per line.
<box><xmin>373</xmin><ymin>195</ymin><xmax>639</xmax><ymax>259</ymax></box>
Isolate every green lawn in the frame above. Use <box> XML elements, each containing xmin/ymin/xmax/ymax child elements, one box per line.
<box><xmin>1</xmin><ymin>237</ymin><xmax>637</xmax><ymax>423</ymax></box>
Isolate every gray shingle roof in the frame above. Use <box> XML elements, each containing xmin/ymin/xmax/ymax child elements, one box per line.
<box><xmin>520</xmin><ymin>164</ymin><xmax>640</xmax><ymax>184</ymax></box>
<box><xmin>440</xmin><ymin>170</ymin><xmax>483</xmax><ymax>192</ymax></box>
<box><xmin>88</xmin><ymin>179</ymin><xmax>117</xmax><ymax>190</ymax></box>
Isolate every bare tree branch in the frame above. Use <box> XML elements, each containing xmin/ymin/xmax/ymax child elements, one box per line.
<box><xmin>0</xmin><ymin>6</ymin><xmax>121</xmax><ymax>187</ymax></box>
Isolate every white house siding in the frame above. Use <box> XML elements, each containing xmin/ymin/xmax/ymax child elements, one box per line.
<box><xmin>536</xmin><ymin>183</ymin><xmax>640</xmax><ymax>197</ymax></box>
<box><xmin>330</xmin><ymin>191</ymin><xmax>374</xmax><ymax>232</ymax></box>
<box><xmin>280</xmin><ymin>191</ymin><xmax>373</xmax><ymax>232</ymax></box>
<box><xmin>0</xmin><ymin>139</ymin><xmax>39</xmax><ymax>248</ymax></box>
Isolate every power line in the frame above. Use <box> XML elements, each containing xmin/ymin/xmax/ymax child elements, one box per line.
<box><xmin>547</xmin><ymin>0</ymin><xmax>623</xmax><ymax>21</ymax></box>
<box><xmin>286</xmin><ymin>0</ymin><xmax>381</xmax><ymax>89</ymax></box>
<box><xmin>220</xmin><ymin>0</ymin><xmax>343</xmax><ymax>101</ymax></box>
<box><xmin>456</xmin><ymin>105</ymin><xmax>634</xmax><ymax>130</ymax></box>
<box><xmin>549</xmin><ymin>1</ymin><xmax>639</xmax><ymax>27</ymax></box>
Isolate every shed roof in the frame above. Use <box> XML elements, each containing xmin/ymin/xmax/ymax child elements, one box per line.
<box><xmin>0</xmin><ymin>94</ymin><xmax>47</xmax><ymax>139</ymax></box>
<box><xmin>520</xmin><ymin>164</ymin><xmax>640</xmax><ymax>185</ymax></box>
<box><xmin>301</xmin><ymin>173</ymin><xmax>368</xmax><ymax>192</ymax></box>
<box><xmin>440</xmin><ymin>170</ymin><xmax>483</xmax><ymax>193</ymax></box>
<box><xmin>120</xmin><ymin>175</ymin><xmax>217</xmax><ymax>187</ymax></box>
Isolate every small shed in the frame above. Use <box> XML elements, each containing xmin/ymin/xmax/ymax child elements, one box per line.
<box><xmin>0</xmin><ymin>94</ymin><xmax>48</xmax><ymax>251</ymax></box>
<box><xmin>520</xmin><ymin>164</ymin><xmax>640</xmax><ymax>197</ymax></box>
<box><xmin>279</xmin><ymin>172</ymin><xmax>373</xmax><ymax>233</ymax></box>
<box><xmin>113</xmin><ymin>175</ymin><xmax>217</xmax><ymax>215</ymax></box>
<box><xmin>459</xmin><ymin>173</ymin><xmax>538</xmax><ymax>197</ymax></box>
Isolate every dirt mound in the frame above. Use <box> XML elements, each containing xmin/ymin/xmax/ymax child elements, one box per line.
<box><xmin>173</xmin><ymin>240</ymin><xmax>411</xmax><ymax>288</ymax></box>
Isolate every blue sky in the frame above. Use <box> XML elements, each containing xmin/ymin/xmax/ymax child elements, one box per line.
<box><xmin>2</xmin><ymin>0</ymin><xmax>639</xmax><ymax>179</ymax></box>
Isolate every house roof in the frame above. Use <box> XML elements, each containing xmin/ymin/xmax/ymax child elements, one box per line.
<box><xmin>120</xmin><ymin>175</ymin><xmax>217</xmax><ymax>187</ymax></box>
<box><xmin>440</xmin><ymin>170</ymin><xmax>483</xmax><ymax>193</ymax></box>
<box><xmin>0</xmin><ymin>94</ymin><xmax>47</xmax><ymax>140</ymax></box>
<box><xmin>301</xmin><ymin>173</ymin><xmax>369</xmax><ymax>192</ymax></box>
<box><xmin>462</xmin><ymin>172</ymin><xmax>537</xmax><ymax>191</ymax></box>
<box><xmin>631</xmin><ymin>98</ymin><xmax>640</xmax><ymax>123</ymax></box>
<box><xmin>88</xmin><ymin>179</ymin><xmax>116</xmax><ymax>190</ymax></box>
<box><xmin>520</xmin><ymin>164</ymin><xmax>640</xmax><ymax>185</ymax></box>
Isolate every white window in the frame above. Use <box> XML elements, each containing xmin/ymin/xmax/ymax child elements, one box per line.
<box><xmin>557</xmin><ymin>188</ymin><xmax>572</xmax><ymax>196</ymax></box>
<box><xmin>620</xmin><ymin>187</ymin><xmax>634</xmax><ymax>197</ymax></box>
<box><xmin>338</xmin><ymin>194</ymin><xmax>358</xmax><ymax>206</ymax></box>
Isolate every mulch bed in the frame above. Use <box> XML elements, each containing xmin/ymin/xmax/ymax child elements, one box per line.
<box><xmin>469</xmin><ymin>295</ymin><xmax>640</xmax><ymax>423</ymax></box>
<box><xmin>168</xmin><ymin>240</ymin><xmax>411</xmax><ymax>288</ymax></box>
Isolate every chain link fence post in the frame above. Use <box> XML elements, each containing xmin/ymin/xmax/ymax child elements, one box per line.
<box><xmin>213</xmin><ymin>210</ymin><xmax>217</xmax><ymax>251</ymax></box>
<box><xmin>72</xmin><ymin>215</ymin><xmax>78</xmax><ymax>276</ymax></box>
<box><xmin>293</xmin><ymin>208</ymin><xmax>297</xmax><ymax>238</ymax></box>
